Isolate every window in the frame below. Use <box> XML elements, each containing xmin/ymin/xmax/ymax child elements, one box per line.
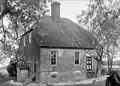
<box><xmin>23</xmin><ymin>36</ymin><xmax>26</xmax><ymax>47</ymax></box>
<box><xmin>29</xmin><ymin>32</ymin><xmax>32</xmax><ymax>43</ymax></box>
<box><xmin>26</xmin><ymin>35</ymin><xmax>29</xmax><ymax>45</ymax></box>
<box><xmin>26</xmin><ymin>27</ymin><xmax>29</xmax><ymax>32</ymax></box>
<box><xmin>32</xmin><ymin>59</ymin><xmax>37</xmax><ymax>82</ymax></box>
<box><xmin>86</xmin><ymin>56</ymin><xmax>92</xmax><ymax>71</ymax></box>
<box><xmin>33</xmin><ymin>59</ymin><xmax>37</xmax><ymax>73</ymax></box>
<box><xmin>50</xmin><ymin>51</ymin><xmax>57</xmax><ymax>66</ymax></box>
<box><xmin>75</xmin><ymin>52</ymin><xmax>79</xmax><ymax>65</ymax></box>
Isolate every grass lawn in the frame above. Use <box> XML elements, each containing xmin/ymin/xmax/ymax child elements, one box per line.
<box><xmin>0</xmin><ymin>66</ymin><xmax>8</xmax><ymax>76</ymax></box>
<box><xmin>68</xmin><ymin>80</ymin><xmax>106</xmax><ymax>86</ymax></box>
<box><xmin>0</xmin><ymin>81</ymin><xmax>14</xmax><ymax>86</ymax></box>
<box><xmin>0</xmin><ymin>75</ymin><xmax>16</xmax><ymax>84</ymax></box>
<box><xmin>61</xmin><ymin>76</ymin><xmax>107</xmax><ymax>86</ymax></box>
<box><xmin>0</xmin><ymin>66</ymin><xmax>108</xmax><ymax>86</ymax></box>
<box><xmin>0</xmin><ymin>66</ymin><xmax>15</xmax><ymax>86</ymax></box>
<box><xmin>0</xmin><ymin>76</ymin><xmax>12</xmax><ymax>84</ymax></box>
<box><xmin>0</xmin><ymin>79</ymin><xmax>106</xmax><ymax>86</ymax></box>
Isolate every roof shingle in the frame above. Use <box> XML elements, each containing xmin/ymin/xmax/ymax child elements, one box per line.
<box><xmin>33</xmin><ymin>16</ymin><xmax>99</xmax><ymax>49</ymax></box>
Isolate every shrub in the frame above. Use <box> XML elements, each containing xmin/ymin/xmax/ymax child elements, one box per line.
<box><xmin>7</xmin><ymin>58</ymin><xmax>17</xmax><ymax>77</ymax></box>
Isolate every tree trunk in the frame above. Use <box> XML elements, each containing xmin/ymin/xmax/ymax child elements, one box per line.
<box><xmin>108</xmin><ymin>55</ymin><xmax>113</xmax><ymax>74</ymax></box>
<box><xmin>95</xmin><ymin>61</ymin><xmax>101</xmax><ymax>78</ymax></box>
<box><xmin>107</xmin><ymin>46</ymin><xmax>112</xmax><ymax>74</ymax></box>
<box><xmin>107</xmin><ymin>44</ymin><xmax>111</xmax><ymax>74</ymax></box>
<box><xmin>109</xmin><ymin>57</ymin><xmax>113</xmax><ymax>72</ymax></box>
<box><xmin>95</xmin><ymin>62</ymin><xmax>99</xmax><ymax>78</ymax></box>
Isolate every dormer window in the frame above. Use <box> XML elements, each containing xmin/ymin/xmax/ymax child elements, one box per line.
<box><xmin>92</xmin><ymin>40</ymin><xmax>95</xmax><ymax>44</ymax></box>
<box><xmin>23</xmin><ymin>36</ymin><xmax>26</xmax><ymax>47</ymax></box>
<box><xmin>26</xmin><ymin>27</ymin><xmax>29</xmax><ymax>32</ymax></box>
<box><xmin>29</xmin><ymin>32</ymin><xmax>32</xmax><ymax>43</ymax></box>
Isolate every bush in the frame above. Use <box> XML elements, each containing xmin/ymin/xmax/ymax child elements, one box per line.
<box><xmin>7</xmin><ymin>57</ymin><xmax>31</xmax><ymax>77</ymax></box>
<box><xmin>101</xmin><ymin>68</ymin><xmax>108</xmax><ymax>75</ymax></box>
<box><xmin>7</xmin><ymin>58</ymin><xmax>17</xmax><ymax>77</ymax></box>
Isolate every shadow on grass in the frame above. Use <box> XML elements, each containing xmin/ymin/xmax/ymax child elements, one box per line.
<box><xmin>0</xmin><ymin>76</ymin><xmax>15</xmax><ymax>83</ymax></box>
<box><xmin>67</xmin><ymin>80</ymin><xmax>106</xmax><ymax>86</ymax></box>
<box><xmin>0</xmin><ymin>82</ymin><xmax>14</xmax><ymax>86</ymax></box>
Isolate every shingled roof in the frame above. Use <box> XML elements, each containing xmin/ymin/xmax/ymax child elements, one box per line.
<box><xmin>32</xmin><ymin>16</ymin><xmax>99</xmax><ymax>49</ymax></box>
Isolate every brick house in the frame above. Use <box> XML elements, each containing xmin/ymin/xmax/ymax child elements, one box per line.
<box><xmin>17</xmin><ymin>1</ymin><xmax>100</xmax><ymax>84</ymax></box>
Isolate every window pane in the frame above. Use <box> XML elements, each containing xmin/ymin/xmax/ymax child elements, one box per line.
<box><xmin>26</xmin><ymin>27</ymin><xmax>29</xmax><ymax>32</ymax></box>
<box><xmin>51</xmin><ymin>51</ymin><xmax>57</xmax><ymax>65</ymax></box>
<box><xmin>87</xmin><ymin>61</ymin><xmax>92</xmax><ymax>64</ymax></box>
<box><xmin>87</xmin><ymin>65</ymin><xmax>92</xmax><ymax>70</ymax></box>
<box><xmin>29</xmin><ymin>32</ymin><xmax>32</xmax><ymax>43</ymax></box>
<box><xmin>87</xmin><ymin>65</ymin><xmax>89</xmax><ymax>69</ymax></box>
<box><xmin>75</xmin><ymin>52</ymin><xmax>79</xmax><ymax>64</ymax></box>
<box><xmin>23</xmin><ymin>37</ymin><xmax>26</xmax><ymax>46</ymax></box>
<box><xmin>34</xmin><ymin>59</ymin><xmax>37</xmax><ymax>73</ymax></box>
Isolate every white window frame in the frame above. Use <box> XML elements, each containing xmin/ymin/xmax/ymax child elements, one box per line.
<box><xmin>50</xmin><ymin>51</ymin><xmax>57</xmax><ymax>66</ymax></box>
<box><xmin>74</xmin><ymin>52</ymin><xmax>80</xmax><ymax>65</ymax></box>
<box><xmin>29</xmin><ymin>32</ymin><xmax>32</xmax><ymax>44</ymax></box>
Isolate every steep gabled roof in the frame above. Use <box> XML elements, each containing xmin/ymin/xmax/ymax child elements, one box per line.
<box><xmin>31</xmin><ymin>16</ymin><xmax>99</xmax><ymax>49</ymax></box>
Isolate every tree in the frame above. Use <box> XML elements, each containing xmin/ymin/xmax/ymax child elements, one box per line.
<box><xmin>0</xmin><ymin>0</ymin><xmax>49</xmax><ymax>64</ymax></box>
<box><xmin>94</xmin><ymin>46</ymin><xmax>103</xmax><ymax>77</ymax></box>
<box><xmin>0</xmin><ymin>0</ymin><xmax>51</xmax><ymax>79</ymax></box>
<box><xmin>77</xmin><ymin>0</ymin><xmax>120</xmax><ymax>76</ymax></box>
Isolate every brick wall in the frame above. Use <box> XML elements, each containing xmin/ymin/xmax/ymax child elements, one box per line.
<box><xmin>40</xmin><ymin>48</ymin><xmax>99</xmax><ymax>84</ymax></box>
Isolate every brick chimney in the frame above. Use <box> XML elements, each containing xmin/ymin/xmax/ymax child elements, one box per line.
<box><xmin>51</xmin><ymin>1</ymin><xmax>61</xmax><ymax>23</ymax></box>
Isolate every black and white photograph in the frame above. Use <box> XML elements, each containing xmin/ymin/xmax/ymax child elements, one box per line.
<box><xmin>0</xmin><ymin>0</ymin><xmax>120</xmax><ymax>86</ymax></box>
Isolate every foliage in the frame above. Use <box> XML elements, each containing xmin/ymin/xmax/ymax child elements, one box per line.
<box><xmin>17</xmin><ymin>56</ymin><xmax>31</xmax><ymax>70</ymax></box>
<box><xmin>7</xmin><ymin>56</ymin><xmax>31</xmax><ymax>76</ymax></box>
<box><xmin>7</xmin><ymin>58</ymin><xmax>17</xmax><ymax>77</ymax></box>
<box><xmin>7</xmin><ymin>55</ymin><xmax>32</xmax><ymax>77</ymax></box>
<box><xmin>0</xmin><ymin>0</ymin><xmax>48</xmax><ymax>61</ymax></box>
<box><xmin>77</xmin><ymin>0</ymin><xmax>120</xmax><ymax>75</ymax></box>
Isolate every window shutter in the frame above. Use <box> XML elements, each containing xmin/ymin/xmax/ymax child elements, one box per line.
<box><xmin>86</xmin><ymin>56</ymin><xmax>92</xmax><ymax>71</ymax></box>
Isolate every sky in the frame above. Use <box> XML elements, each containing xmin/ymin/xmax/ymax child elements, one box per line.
<box><xmin>47</xmin><ymin>0</ymin><xmax>89</xmax><ymax>23</ymax></box>
<box><xmin>60</xmin><ymin>0</ymin><xmax>89</xmax><ymax>23</ymax></box>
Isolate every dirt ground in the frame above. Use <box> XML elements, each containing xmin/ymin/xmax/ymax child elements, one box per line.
<box><xmin>0</xmin><ymin>82</ymin><xmax>13</xmax><ymax>86</ymax></box>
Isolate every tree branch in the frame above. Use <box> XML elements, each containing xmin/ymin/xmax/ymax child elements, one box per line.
<box><xmin>100</xmin><ymin>11</ymin><xmax>120</xmax><ymax>27</ymax></box>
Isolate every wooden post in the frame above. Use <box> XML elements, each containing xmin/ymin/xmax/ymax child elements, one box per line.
<box><xmin>36</xmin><ymin>58</ymin><xmax>40</xmax><ymax>83</ymax></box>
<box><xmin>17</xmin><ymin>67</ymin><xmax>21</xmax><ymax>82</ymax></box>
<box><xmin>32</xmin><ymin>58</ymin><xmax>40</xmax><ymax>83</ymax></box>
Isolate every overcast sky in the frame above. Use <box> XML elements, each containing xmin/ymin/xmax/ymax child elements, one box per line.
<box><xmin>47</xmin><ymin>0</ymin><xmax>89</xmax><ymax>23</ymax></box>
<box><xmin>60</xmin><ymin>0</ymin><xmax>89</xmax><ymax>23</ymax></box>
